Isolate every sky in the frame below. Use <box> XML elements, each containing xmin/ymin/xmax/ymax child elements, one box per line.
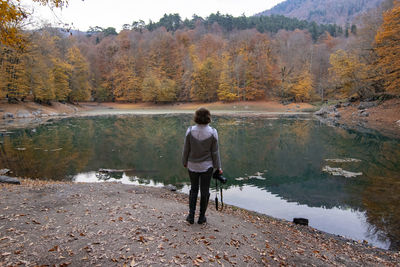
<box><xmin>21</xmin><ymin>0</ymin><xmax>285</xmax><ymax>32</ymax></box>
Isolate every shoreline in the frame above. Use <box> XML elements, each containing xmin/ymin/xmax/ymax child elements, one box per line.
<box><xmin>1</xmin><ymin>180</ymin><xmax>399</xmax><ymax>266</ymax></box>
<box><xmin>0</xmin><ymin>100</ymin><xmax>314</xmax><ymax>131</ymax></box>
<box><xmin>1</xmin><ymin>100</ymin><xmax>399</xmax><ymax>138</ymax></box>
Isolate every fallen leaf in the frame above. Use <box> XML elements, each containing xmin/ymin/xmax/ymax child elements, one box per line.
<box><xmin>130</xmin><ymin>258</ymin><xmax>135</xmax><ymax>266</ymax></box>
<box><xmin>49</xmin><ymin>245</ymin><xmax>60</xmax><ymax>252</ymax></box>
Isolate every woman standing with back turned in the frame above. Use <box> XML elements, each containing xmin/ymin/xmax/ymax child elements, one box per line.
<box><xmin>182</xmin><ymin>108</ymin><xmax>222</xmax><ymax>224</ymax></box>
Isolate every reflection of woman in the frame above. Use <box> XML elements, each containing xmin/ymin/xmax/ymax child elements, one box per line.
<box><xmin>182</xmin><ymin>108</ymin><xmax>222</xmax><ymax>224</ymax></box>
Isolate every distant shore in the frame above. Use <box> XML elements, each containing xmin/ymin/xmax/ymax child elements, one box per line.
<box><xmin>0</xmin><ymin>100</ymin><xmax>314</xmax><ymax>130</ymax></box>
<box><xmin>1</xmin><ymin>100</ymin><xmax>399</xmax><ymax>138</ymax></box>
<box><xmin>0</xmin><ymin>180</ymin><xmax>399</xmax><ymax>266</ymax></box>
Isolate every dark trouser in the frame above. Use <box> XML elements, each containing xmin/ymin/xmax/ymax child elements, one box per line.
<box><xmin>188</xmin><ymin>167</ymin><xmax>213</xmax><ymax>217</ymax></box>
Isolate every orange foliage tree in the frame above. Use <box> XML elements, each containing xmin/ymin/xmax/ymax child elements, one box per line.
<box><xmin>375</xmin><ymin>0</ymin><xmax>400</xmax><ymax>94</ymax></box>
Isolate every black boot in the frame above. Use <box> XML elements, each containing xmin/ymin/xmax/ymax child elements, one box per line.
<box><xmin>198</xmin><ymin>193</ymin><xmax>210</xmax><ymax>224</ymax></box>
<box><xmin>186</xmin><ymin>190</ymin><xmax>197</xmax><ymax>224</ymax></box>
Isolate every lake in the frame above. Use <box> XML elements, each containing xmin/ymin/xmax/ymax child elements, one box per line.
<box><xmin>1</xmin><ymin>114</ymin><xmax>399</xmax><ymax>250</ymax></box>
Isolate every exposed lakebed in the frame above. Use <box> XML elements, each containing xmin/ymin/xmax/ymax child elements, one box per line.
<box><xmin>1</xmin><ymin>114</ymin><xmax>399</xmax><ymax>250</ymax></box>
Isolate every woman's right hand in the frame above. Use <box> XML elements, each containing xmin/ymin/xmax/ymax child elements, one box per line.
<box><xmin>219</xmin><ymin>169</ymin><xmax>223</xmax><ymax>174</ymax></box>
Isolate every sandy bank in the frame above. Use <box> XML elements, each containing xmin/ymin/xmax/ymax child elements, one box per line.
<box><xmin>1</xmin><ymin>181</ymin><xmax>398</xmax><ymax>266</ymax></box>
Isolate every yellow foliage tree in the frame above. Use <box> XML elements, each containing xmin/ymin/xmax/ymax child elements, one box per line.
<box><xmin>67</xmin><ymin>46</ymin><xmax>91</xmax><ymax>102</ymax></box>
<box><xmin>0</xmin><ymin>0</ymin><xmax>68</xmax><ymax>48</ymax></box>
<box><xmin>244</xmin><ymin>61</ymin><xmax>266</xmax><ymax>100</ymax></box>
<box><xmin>52</xmin><ymin>58</ymin><xmax>71</xmax><ymax>101</ymax></box>
<box><xmin>111</xmin><ymin>55</ymin><xmax>141</xmax><ymax>102</ymax></box>
<box><xmin>141</xmin><ymin>71</ymin><xmax>177</xmax><ymax>103</ymax></box>
<box><xmin>158</xmin><ymin>78</ymin><xmax>177</xmax><ymax>102</ymax></box>
<box><xmin>375</xmin><ymin>0</ymin><xmax>400</xmax><ymax>94</ymax></box>
<box><xmin>25</xmin><ymin>30</ymin><xmax>68</xmax><ymax>103</ymax></box>
<box><xmin>191</xmin><ymin>57</ymin><xmax>220</xmax><ymax>102</ymax></box>
<box><xmin>228</xmin><ymin>33</ymin><xmax>277</xmax><ymax>101</ymax></box>
<box><xmin>329</xmin><ymin>49</ymin><xmax>368</xmax><ymax>98</ymax></box>
<box><xmin>218</xmin><ymin>52</ymin><xmax>238</xmax><ymax>102</ymax></box>
<box><xmin>0</xmin><ymin>1</ymin><xmax>25</xmax><ymax>48</ymax></box>
<box><xmin>290</xmin><ymin>69</ymin><xmax>313</xmax><ymax>102</ymax></box>
<box><xmin>141</xmin><ymin>71</ymin><xmax>161</xmax><ymax>102</ymax></box>
<box><xmin>0</xmin><ymin>61</ymin><xmax>5</xmax><ymax>98</ymax></box>
<box><xmin>232</xmin><ymin>46</ymin><xmax>249</xmax><ymax>100</ymax></box>
<box><xmin>31</xmin><ymin>57</ymin><xmax>55</xmax><ymax>102</ymax></box>
<box><xmin>0</xmin><ymin>46</ymin><xmax>29</xmax><ymax>101</ymax></box>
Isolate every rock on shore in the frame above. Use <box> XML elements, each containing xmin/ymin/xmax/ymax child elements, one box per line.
<box><xmin>0</xmin><ymin>175</ymin><xmax>20</xmax><ymax>184</ymax></box>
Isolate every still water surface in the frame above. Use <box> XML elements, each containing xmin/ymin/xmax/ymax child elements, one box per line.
<box><xmin>1</xmin><ymin>114</ymin><xmax>399</xmax><ymax>250</ymax></box>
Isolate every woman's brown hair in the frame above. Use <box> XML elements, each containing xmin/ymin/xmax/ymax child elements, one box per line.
<box><xmin>194</xmin><ymin>108</ymin><xmax>211</xmax><ymax>124</ymax></box>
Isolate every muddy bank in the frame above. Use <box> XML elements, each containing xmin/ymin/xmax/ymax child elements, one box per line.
<box><xmin>0</xmin><ymin>101</ymin><xmax>86</xmax><ymax>130</ymax></box>
<box><xmin>314</xmin><ymin>98</ymin><xmax>400</xmax><ymax>139</ymax></box>
<box><xmin>337</xmin><ymin>98</ymin><xmax>400</xmax><ymax>138</ymax></box>
<box><xmin>1</xmin><ymin>181</ymin><xmax>399</xmax><ymax>266</ymax></box>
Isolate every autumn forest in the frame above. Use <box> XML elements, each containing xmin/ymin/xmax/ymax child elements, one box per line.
<box><xmin>0</xmin><ymin>0</ymin><xmax>399</xmax><ymax>104</ymax></box>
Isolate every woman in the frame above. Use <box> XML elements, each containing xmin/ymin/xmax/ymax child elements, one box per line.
<box><xmin>182</xmin><ymin>108</ymin><xmax>222</xmax><ymax>224</ymax></box>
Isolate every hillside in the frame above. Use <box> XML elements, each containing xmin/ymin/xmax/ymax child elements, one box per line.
<box><xmin>257</xmin><ymin>0</ymin><xmax>384</xmax><ymax>25</ymax></box>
